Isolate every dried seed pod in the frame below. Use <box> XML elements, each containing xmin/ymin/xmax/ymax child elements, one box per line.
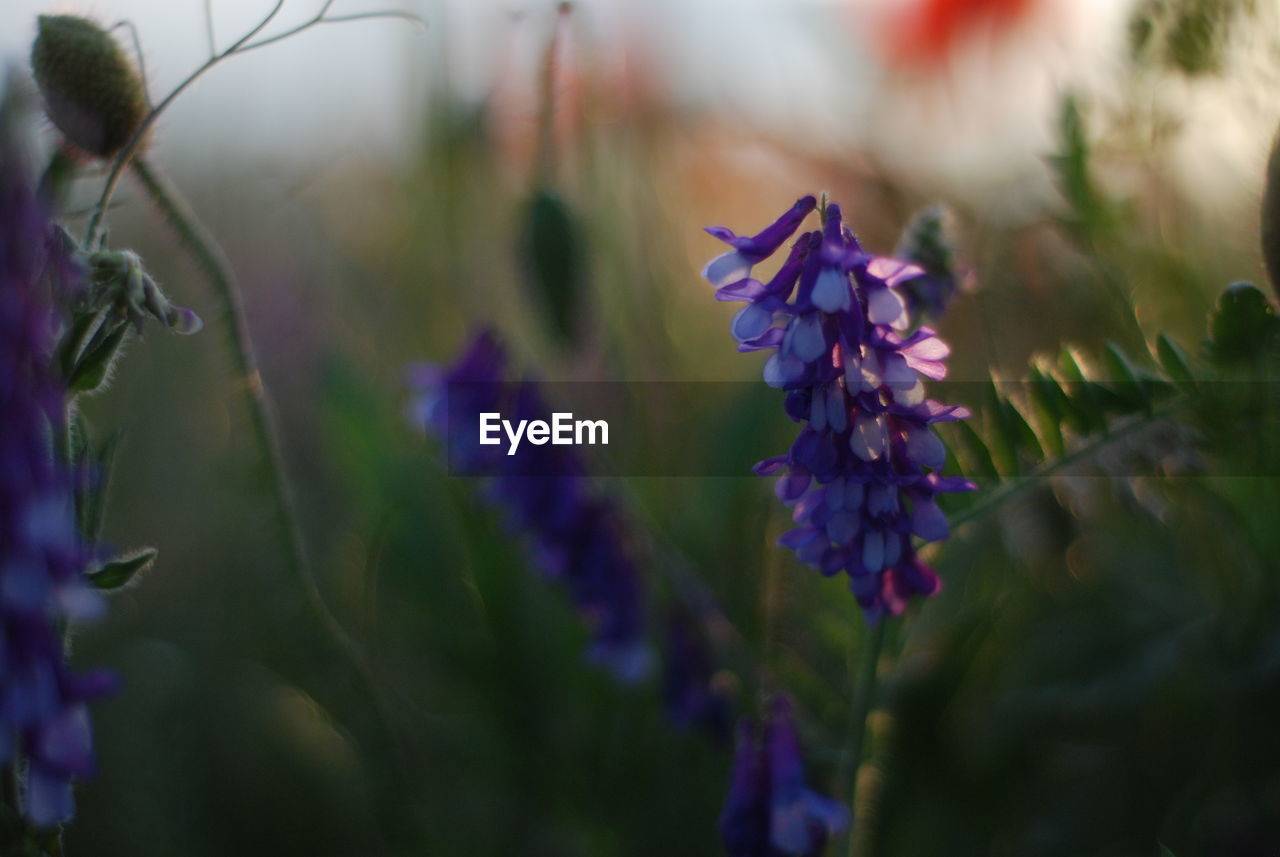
<box><xmin>30</xmin><ymin>15</ymin><xmax>149</xmax><ymax>159</ymax></box>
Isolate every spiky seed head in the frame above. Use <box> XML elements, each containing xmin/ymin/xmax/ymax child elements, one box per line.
<box><xmin>31</xmin><ymin>15</ymin><xmax>149</xmax><ymax>159</ymax></box>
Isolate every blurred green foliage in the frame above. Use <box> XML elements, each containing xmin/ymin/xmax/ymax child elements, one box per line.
<box><xmin>1129</xmin><ymin>0</ymin><xmax>1255</xmax><ymax>76</ymax></box>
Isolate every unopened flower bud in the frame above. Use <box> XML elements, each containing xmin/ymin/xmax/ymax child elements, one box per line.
<box><xmin>31</xmin><ymin>15</ymin><xmax>149</xmax><ymax>159</ymax></box>
<box><xmin>165</xmin><ymin>306</ymin><xmax>203</xmax><ymax>335</ymax></box>
<box><xmin>86</xmin><ymin>249</ymin><xmax>202</xmax><ymax>336</ymax></box>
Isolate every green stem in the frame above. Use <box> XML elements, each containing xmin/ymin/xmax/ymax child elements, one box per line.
<box><xmin>0</xmin><ymin>761</ymin><xmax>20</xmax><ymax>850</ymax></box>
<box><xmin>843</xmin><ymin>618</ymin><xmax>886</xmax><ymax>857</ymax></box>
<box><xmin>127</xmin><ymin>157</ymin><xmax>418</xmax><ymax>840</ymax></box>
<box><xmin>129</xmin><ymin>158</ymin><xmax>340</xmax><ymax>645</ymax></box>
<box><xmin>80</xmin><ymin>2</ymin><xmax>423</xmax><ymax>248</ymax></box>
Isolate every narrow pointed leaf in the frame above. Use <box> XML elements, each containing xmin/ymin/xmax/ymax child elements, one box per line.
<box><xmin>58</xmin><ymin>306</ymin><xmax>110</xmax><ymax>381</ymax></box>
<box><xmin>1059</xmin><ymin>348</ymin><xmax>1105</xmax><ymax>433</ymax></box>
<box><xmin>984</xmin><ymin>380</ymin><xmax>1020</xmax><ymax>475</ymax></box>
<box><xmin>1028</xmin><ymin>365</ymin><xmax>1066</xmax><ymax>458</ymax></box>
<box><xmin>68</xmin><ymin>322</ymin><xmax>127</xmax><ymax>393</ymax></box>
<box><xmin>949</xmin><ymin>420</ymin><xmax>999</xmax><ymax>480</ymax></box>
<box><xmin>89</xmin><ymin>548</ymin><xmax>156</xmax><ymax>590</ymax></box>
<box><xmin>1156</xmin><ymin>332</ymin><xmax>1196</xmax><ymax>387</ymax></box>
<box><xmin>1002</xmin><ymin>398</ymin><xmax>1044</xmax><ymax>463</ymax></box>
<box><xmin>1103</xmin><ymin>341</ymin><xmax>1150</xmax><ymax>410</ymax></box>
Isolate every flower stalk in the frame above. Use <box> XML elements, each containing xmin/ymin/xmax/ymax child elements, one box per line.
<box><xmin>127</xmin><ymin>155</ymin><xmax>387</xmax><ymax>697</ymax></box>
<box><xmin>842</xmin><ymin>619</ymin><xmax>886</xmax><ymax>857</ymax></box>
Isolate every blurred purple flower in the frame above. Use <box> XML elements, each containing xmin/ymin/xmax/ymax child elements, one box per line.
<box><xmin>705</xmin><ymin>199</ymin><xmax>975</xmax><ymax>622</ymax></box>
<box><xmin>661</xmin><ymin>609</ymin><xmax>731</xmax><ymax>740</ymax></box>
<box><xmin>1</xmin><ymin>90</ymin><xmax>112</xmax><ymax>828</ymax></box>
<box><xmin>407</xmin><ymin>331</ymin><xmax>652</xmax><ymax>683</ymax></box>
<box><xmin>719</xmin><ymin>695</ymin><xmax>848</xmax><ymax>857</ymax></box>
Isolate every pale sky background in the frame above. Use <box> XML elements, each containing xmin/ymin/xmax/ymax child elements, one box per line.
<box><xmin>1</xmin><ymin>0</ymin><xmax>1276</xmax><ymax>214</ymax></box>
<box><xmin>0</xmin><ymin>0</ymin><xmax>1122</xmax><ymax>163</ymax></box>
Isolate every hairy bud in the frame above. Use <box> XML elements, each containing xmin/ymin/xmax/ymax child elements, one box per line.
<box><xmin>30</xmin><ymin>15</ymin><xmax>149</xmax><ymax>159</ymax></box>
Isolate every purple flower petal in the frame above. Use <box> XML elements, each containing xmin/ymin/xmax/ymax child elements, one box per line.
<box><xmin>785</xmin><ymin>313</ymin><xmax>827</xmax><ymax>364</ymax></box>
<box><xmin>705</xmin><ymin>196</ymin><xmax>816</xmax><ymax>261</ymax></box>
<box><xmin>24</xmin><ymin>762</ymin><xmax>74</xmax><ymax>829</ymax></box>
<box><xmin>732</xmin><ymin>303</ymin><xmax>774</xmax><ymax>343</ymax></box>
<box><xmin>867</xmin><ymin>287</ymin><xmax>907</xmax><ymax>327</ymax></box>
<box><xmin>811</xmin><ymin>267</ymin><xmax>851</xmax><ymax>312</ymax></box>
<box><xmin>34</xmin><ymin>705</ymin><xmax>93</xmax><ymax>776</ymax></box>
<box><xmin>865</xmin><ymin>256</ymin><xmax>925</xmax><ymax>288</ymax></box>
<box><xmin>704</xmin><ymin>250</ymin><xmax>755</xmax><ymax>288</ymax></box>
<box><xmin>753</xmin><ymin>456</ymin><xmax>788</xmax><ymax>476</ymax></box>
<box><xmin>739</xmin><ymin>326</ymin><xmax>785</xmax><ymax>353</ymax></box>
<box><xmin>911</xmin><ymin>497</ymin><xmax>949</xmax><ymax>541</ymax></box>
<box><xmin>904</xmin><ymin>424</ymin><xmax>947</xmax><ymax>469</ymax></box>
<box><xmin>716</xmin><ymin>278</ymin><xmax>768</xmax><ymax>302</ymax></box>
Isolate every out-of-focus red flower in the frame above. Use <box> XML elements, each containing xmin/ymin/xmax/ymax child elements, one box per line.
<box><xmin>881</xmin><ymin>0</ymin><xmax>1039</xmax><ymax>68</ymax></box>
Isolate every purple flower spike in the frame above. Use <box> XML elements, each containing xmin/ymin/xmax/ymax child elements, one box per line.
<box><xmin>407</xmin><ymin>331</ymin><xmax>652</xmax><ymax>684</ymax></box>
<box><xmin>1</xmin><ymin>91</ymin><xmax>109</xmax><ymax>828</ymax></box>
<box><xmin>704</xmin><ymin>196</ymin><xmax>974</xmax><ymax>622</ymax></box>
<box><xmin>719</xmin><ymin>695</ymin><xmax>849</xmax><ymax>857</ymax></box>
<box><xmin>703</xmin><ymin>196</ymin><xmax>817</xmax><ymax>288</ymax></box>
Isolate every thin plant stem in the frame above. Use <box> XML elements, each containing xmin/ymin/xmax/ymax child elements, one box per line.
<box><xmin>129</xmin><ymin>157</ymin><xmax>337</xmax><ymax>648</ymax></box>
<box><xmin>1</xmin><ymin>761</ymin><xmax>20</xmax><ymax>849</ymax></box>
<box><xmin>533</xmin><ymin>4</ymin><xmax>569</xmax><ymax>185</ymax></box>
<box><xmin>235</xmin><ymin>10</ymin><xmax>425</xmax><ymax>55</ymax></box>
<box><xmin>843</xmin><ymin>618</ymin><xmax>887</xmax><ymax>857</ymax></box>
<box><xmin>202</xmin><ymin>0</ymin><xmax>217</xmax><ymax>57</ymax></box>
<box><xmin>127</xmin><ymin>156</ymin><xmax>420</xmax><ymax>841</ymax></box>
<box><xmin>81</xmin><ymin>0</ymin><xmax>423</xmax><ymax>247</ymax></box>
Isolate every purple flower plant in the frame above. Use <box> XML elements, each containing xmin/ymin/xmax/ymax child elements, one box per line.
<box><xmin>1</xmin><ymin>95</ymin><xmax>112</xmax><ymax>828</ymax></box>
<box><xmin>719</xmin><ymin>695</ymin><xmax>849</xmax><ymax>857</ymax></box>
<box><xmin>407</xmin><ymin>331</ymin><xmax>652</xmax><ymax>683</ymax></box>
<box><xmin>705</xmin><ymin>197</ymin><xmax>974</xmax><ymax>622</ymax></box>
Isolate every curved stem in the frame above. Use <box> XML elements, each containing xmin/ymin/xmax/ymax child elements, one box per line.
<box><xmin>81</xmin><ymin>1</ymin><xmax>422</xmax><ymax>247</ymax></box>
<box><xmin>843</xmin><ymin>618</ymin><xmax>886</xmax><ymax>857</ymax></box>
<box><xmin>127</xmin><ymin>157</ymin><xmax>419</xmax><ymax>839</ymax></box>
<box><xmin>82</xmin><ymin>52</ymin><xmax>213</xmax><ymax>247</ymax></box>
<box><xmin>129</xmin><ymin>157</ymin><xmax>335</xmax><ymax>640</ymax></box>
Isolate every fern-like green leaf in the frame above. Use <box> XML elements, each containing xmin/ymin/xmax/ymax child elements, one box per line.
<box><xmin>941</xmin><ymin>334</ymin><xmax>1197</xmax><ymax>526</ymax></box>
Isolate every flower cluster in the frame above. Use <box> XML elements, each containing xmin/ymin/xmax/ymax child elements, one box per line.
<box><xmin>1</xmin><ymin>96</ymin><xmax>112</xmax><ymax>828</ymax></box>
<box><xmin>719</xmin><ymin>695</ymin><xmax>849</xmax><ymax>857</ymax></box>
<box><xmin>407</xmin><ymin>331</ymin><xmax>651</xmax><ymax>683</ymax></box>
<box><xmin>704</xmin><ymin>196</ymin><xmax>974</xmax><ymax>622</ymax></box>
